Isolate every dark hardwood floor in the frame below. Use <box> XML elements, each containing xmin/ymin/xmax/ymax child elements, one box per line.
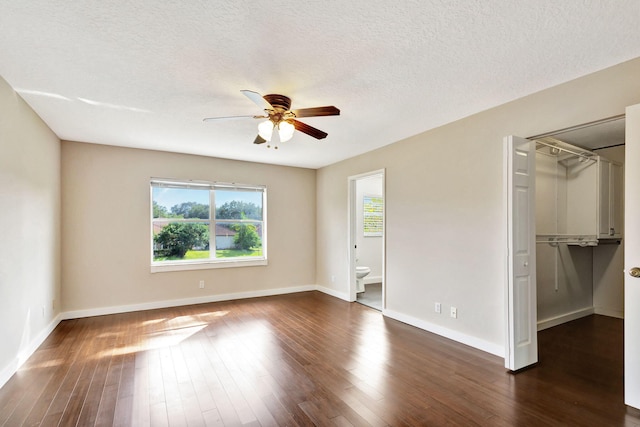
<box><xmin>1</xmin><ymin>291</ymin><xmax>639</xmax><ymax>426</ymax></box>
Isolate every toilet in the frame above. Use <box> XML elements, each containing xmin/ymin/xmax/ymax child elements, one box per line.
<box><xmin>355</xmin><ymin>266</ymin><xmax>370</xmax><ymax>293</ymax></box>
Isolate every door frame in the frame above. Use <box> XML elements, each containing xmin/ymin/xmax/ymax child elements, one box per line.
<box><xmin>347</xmin><ymin>169</ymin><xmax>386</xmax><ymax>305</ymax></box>
<box><xmin>625</xmin><ymin>103</ymin><xmax>640</xmax><ymax>409</ymax></box>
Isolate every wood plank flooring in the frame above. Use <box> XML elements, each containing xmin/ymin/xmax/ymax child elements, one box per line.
<box><xmin>1</xmin><ymin>291</ymin><xmax>639</xmax><ymax>426</ymax></box>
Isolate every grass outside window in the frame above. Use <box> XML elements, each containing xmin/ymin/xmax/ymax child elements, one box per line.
<box><xmin>153</xmin><ymin>248</ymin><xmax>263</xmax><ymax>262</ymax></box>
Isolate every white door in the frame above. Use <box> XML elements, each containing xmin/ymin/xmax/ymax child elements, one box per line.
<box><xmin>505</xmin><ymin>135</ymin><xmax>538</xmax><ymax>371</ymax></box>
<box><xmin>625</xmin><ymin>103</ymin><xmax>640</xmax><ymax>409</ymax></box>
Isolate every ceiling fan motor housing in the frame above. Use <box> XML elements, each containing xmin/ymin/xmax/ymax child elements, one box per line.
<box><xmin>263</xmin><ymin>94</ymin><xmax>292</xmax><ymax>112</ymax></box>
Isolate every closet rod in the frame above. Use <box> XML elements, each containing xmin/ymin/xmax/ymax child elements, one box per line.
<box><xmin>535</xmin><ymin>140</ymin><xmax>596</xmax><ymax>160</ymax></box>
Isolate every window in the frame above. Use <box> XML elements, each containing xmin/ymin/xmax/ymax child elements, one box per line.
<box><xmin>151</xmin><ymin>178</ymin><xmax>266</xmax><ymax>272</ymax></box>
<box><xmin>363</xmin><ymin>194</ymin><xmax>383</xmax><ymax>236</ymax></box>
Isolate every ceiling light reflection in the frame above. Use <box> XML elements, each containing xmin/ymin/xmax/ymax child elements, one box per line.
<box><xmin>77</xmin><ymin>97</ymin><xmax>151</xmax><ymax>113</ymax></box>
<box><xmin>16</xmin><ymin>89</ymin><xmax>71</xmax><ymax>101</ymax></box>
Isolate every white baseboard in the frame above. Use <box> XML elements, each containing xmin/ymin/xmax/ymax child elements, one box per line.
<box><xmin>537</xmin><ymin>307</ymin><xmax>595</xmax><ymax>331</ymax></box>
<box><xmin>383</xmin><ymin>309</ymin><xmax>504</xmax><ymax>358</ymax></box>
<box><xmin>62</xmin><ymin>285</ymin><xmax>317</xmax><ymax>320</ymax></box>
<box><xmin>315</xmin><ymin>285</ymin><xmax>351</xmax><ymax>302</ymax></box>
<box><xmin>594</xmin><ymin>306</ymin><xmax>624</xmax><ymax>319</ymax></box>
<box><xmin>0</xmin><ymin>313</ymin><xmax>62</xmax><ymax>389</ymax></box>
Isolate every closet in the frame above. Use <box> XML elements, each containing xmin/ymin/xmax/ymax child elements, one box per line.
<box><xmin>534</xmin><ymin>135</ymin><xmax>624</xmax><ymax>329</ymax></box>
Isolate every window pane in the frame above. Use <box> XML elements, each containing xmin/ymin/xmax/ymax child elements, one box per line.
<box><xmin>151</xmin><ymin>181</ymin><xmax>267</xmax><ymax>269</ymax></box>
<box><xmin>215</xmin><ymin>221</ymin><xmax>263</xmax><ymax>258</ymax></box>
<box><xmin>215</xmin><ymin>190</ymin><xmax>263</xmax><ymax>220</ymax></box>
<box><xmin>153</xmin><ymin>221</ymin><xmax>210</xmax><ymax>261</ymax></box>
<box><xmin>152</xmin><ymin>187</ymin><xmax>210</xmax><ymax>219</ymax></box>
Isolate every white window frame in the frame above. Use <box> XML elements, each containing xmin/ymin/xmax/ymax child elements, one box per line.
<box><xmin>150</xmin><ymin>178</ymin><xmax>267</xmax><ymax>273</ymax></box>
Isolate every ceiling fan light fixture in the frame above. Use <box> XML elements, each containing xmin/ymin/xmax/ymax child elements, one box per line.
<box><xmin>258</xmin><ymin>120</ymin><xmax>274</xmax><ymax>141</ymax></box>
<box><xmin>278</xmin><ymin>121</ymin><xmax>295</xmax><ymax>142</ymax></box>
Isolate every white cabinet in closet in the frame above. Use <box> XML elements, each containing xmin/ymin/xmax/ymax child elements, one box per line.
<box><xmin>598</xmin><ymin>158</ymin><xmax>623</xmax><ymax>239</ymax></box>
<box><xmin>535</xmin><ymin>138</ymin><xmax>622</xmax><ymax>246</ymax></box>
<box><xmin>563</xmin><ymin>154</ymin><xmax>598</xmax><ymax>239</ymax></box>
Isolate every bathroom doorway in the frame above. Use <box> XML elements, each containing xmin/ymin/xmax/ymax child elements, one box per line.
<box><xmin>348</xmin><ymin>170</ymin><xmax>385</xmax><ymax>311</ymax></box>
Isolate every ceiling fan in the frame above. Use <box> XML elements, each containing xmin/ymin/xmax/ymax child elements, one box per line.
<box><xmin>203</xmin><ymin>90</ymin><xmax>340</xmax><ymax>148</ymax></box>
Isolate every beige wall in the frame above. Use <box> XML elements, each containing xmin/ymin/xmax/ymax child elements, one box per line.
<box><xmin>316</xmin><ymin>58</ymin><xmax>640</xmax><ymax>354</ymax></box>
<box><xmin>0</xmin><ymin>76</ymin><xmax>61</xmax><ymax>385</ymax></box>
<box><xmin>61</xmin><ymin>142</ymin><xmax>316</xmax><ymax>313</ymax></box>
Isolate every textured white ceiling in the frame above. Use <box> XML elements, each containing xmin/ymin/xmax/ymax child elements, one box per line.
<box><xmin>1</xmin><ymin>1</ymin><xmax>639</xmax><ymax>168</ymax></box>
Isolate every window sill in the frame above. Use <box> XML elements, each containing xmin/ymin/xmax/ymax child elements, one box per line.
<box><xmin>151</xmin><ymin>258</ymin><xmax>267</xmax><ymax>273</ymax></box>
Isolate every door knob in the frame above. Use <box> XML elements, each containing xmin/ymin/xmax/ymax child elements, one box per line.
<box><xmin>630</xmin><ymin>267</ymin><xmax>640</xmax><ymax>278</ymax></box>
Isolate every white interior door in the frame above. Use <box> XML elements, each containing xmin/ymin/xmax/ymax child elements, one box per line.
<box><xmin>625</xmin><ymin>103</ymin><xmax>640</xmax><ymax>409</ymax></box>
<box><xmin>505</xmin><ymin>135</ymin><xmax>538</xmax><ymax>371</ymax></box>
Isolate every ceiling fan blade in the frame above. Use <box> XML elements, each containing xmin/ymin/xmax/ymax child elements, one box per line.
<box><xmin>292</xmin><ymin>120</ymin><xmax>328</xmax><ymax>139</ymax></box>
<box><xmin>241</xmin><ymin>90</ymin><xmax>274</xmax><ymax>111</ymax></box>
<box><xmin>292</xmin><ymin>106</ymin><xmax>340</xmax><ymax>118</ymax></box>
<box><xmin>203</xmin><ymin>115</ymin><xmax>264</xmax><ymax>122</ymax></box>
<box><xmin>253</xmin><ymin>134</ymin><xmax>267</xmax><ymax>145</ymax></box>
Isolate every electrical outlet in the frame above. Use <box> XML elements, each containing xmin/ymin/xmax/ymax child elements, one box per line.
<box><xmin>199</xmin><ymin>280</ymin><xmax>205</xmax><ymax>289</ymax></box>
<box><xmin>331</xmin><ymin>275</ymin><xmax>336</xmax><ymax>283</ymax></box>
<box><xmin>435</xmin><ymin>302</ymin><xmax>441</xmax><ymax>313</ymax></box>
<box><xmin>41</xmin><ymin>306</ymin><xmax>45</xmax><ymax>317</ymax></box>
<box><xmin>450</xmin><ymin>306</ymin><xmax>457</xmax><ymax>318</ymax></box>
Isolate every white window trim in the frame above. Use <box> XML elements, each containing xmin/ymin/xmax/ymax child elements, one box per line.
<box><xmin>150</xmin><ymin>178</ymin><xmax>267</xmax><ymax>272</ymax></box>
<box><xmin>151</xmin><ymin>258</ymin><xmax>268</xmax><ymax>273</ymax></box>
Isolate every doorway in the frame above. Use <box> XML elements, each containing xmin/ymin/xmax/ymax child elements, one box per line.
<box><xmin>530</xmin><ymin>116</ymin><xmax>625</xmax><ymax>330</ymax></box>
<box><xmin>348</xmin><ymin>170</ymin><xmax>385</xmax><ymax>310</ymax></box>
<box><xmin>505</xmin><ymin>116</ymin><xmax>626</xmax><ymax>370</ymax></box>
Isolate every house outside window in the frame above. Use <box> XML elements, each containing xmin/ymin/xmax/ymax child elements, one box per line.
<box><xmin>150</xmin><ymin>178</ymin><xmax>266</xmax><ymax>272</ymax></box>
